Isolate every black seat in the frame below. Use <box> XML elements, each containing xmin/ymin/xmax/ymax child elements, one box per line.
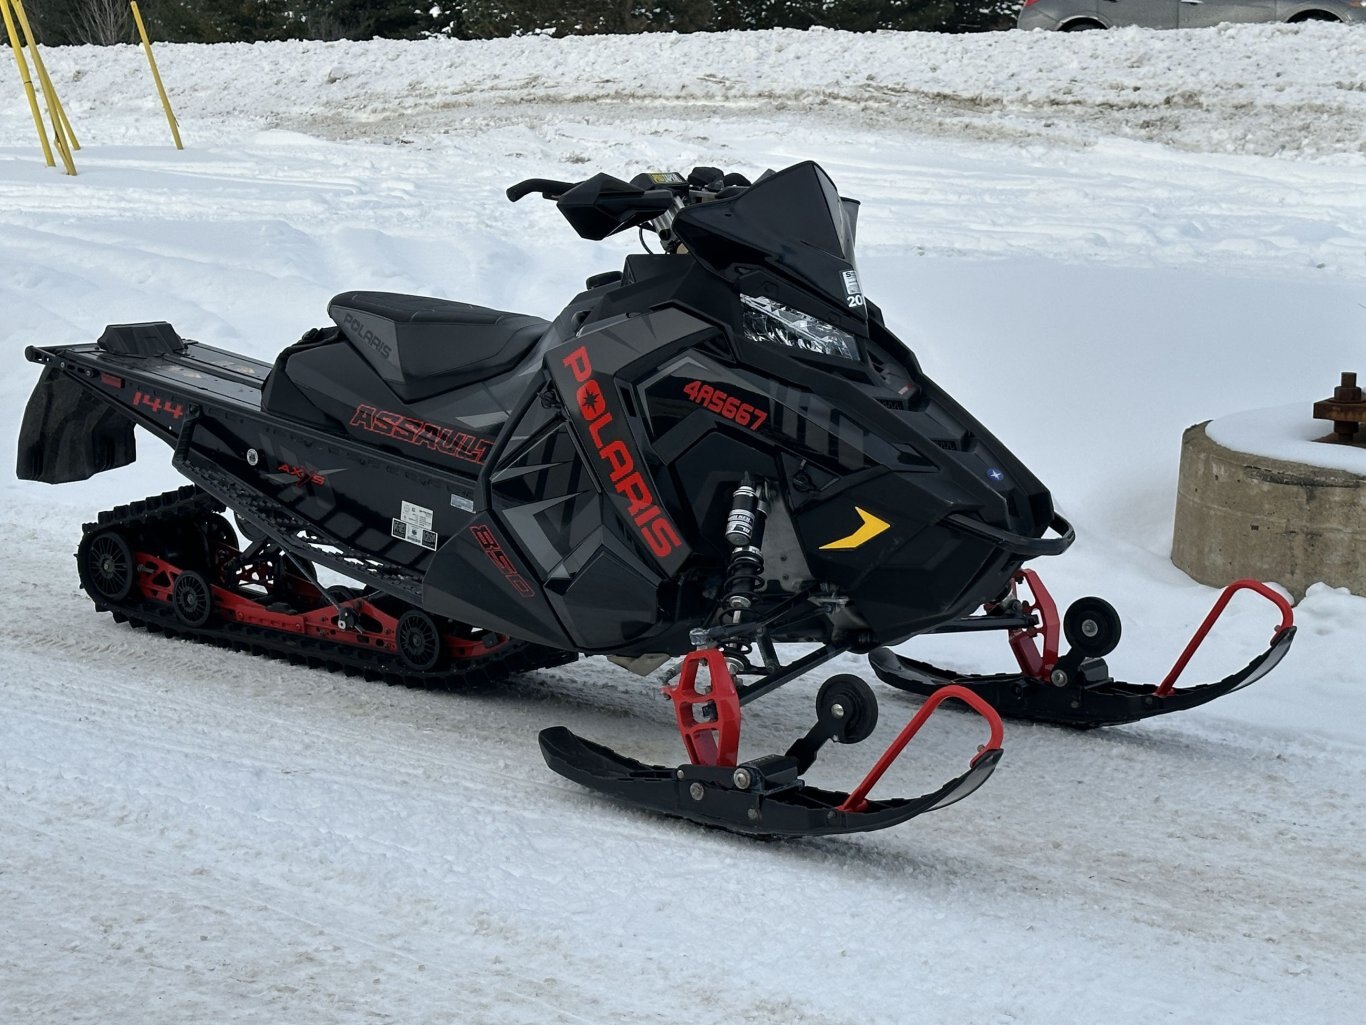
<box><xmin>329</xmin><ymin>291</ymin><xmax>548</xmax><ymax>403</ymax></box>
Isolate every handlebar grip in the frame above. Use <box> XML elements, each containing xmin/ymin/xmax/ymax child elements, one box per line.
<box><xmin>506</xmin><ymin>178</ymin><xmax>576</xmax><ymax>203</ymax></box>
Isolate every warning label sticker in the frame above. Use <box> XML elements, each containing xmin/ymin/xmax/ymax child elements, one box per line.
<box><xmin>392</xmin><ymin>518</ymin><xmax>438</xmax><ymax>551</ymax></box>
<box><xmin>400</xmin><ymin>501</ymin><xmax>433</xmax><ymax>530</ymax></box>
<box><xmin>393</xmin><ymin>501</ymin><xmax>437</xmax><ymax>550</ymax></box>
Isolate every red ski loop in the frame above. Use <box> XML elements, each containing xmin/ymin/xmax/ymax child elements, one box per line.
<box><xmin>663</xmin><ymin>648</ymin><xmax>742</xmax><ymax>767</ymax></box>
<box><xmin>838</xmin><ymin>685</ymin><xmax>1004</xmax><ymax>814</ymax></box>
<box><xmin>1003</xmin><ymin>569</ymin><xmax>1059</xmax><ymax>679</ymax></box>
<box><xmin>1155</xmin><ymin>579</ymin><xmax>1295</xmax><ymax>697</ymax></box>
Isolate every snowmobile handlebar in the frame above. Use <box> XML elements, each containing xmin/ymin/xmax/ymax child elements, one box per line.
<box><xmin>506</xmin><ymin>172</ymin><xmax>679</xmax><ymax>240</ymax></box>
<box><xmin>507</xmin><ymin>167</ymin><xmax>754</xmax><ymax>243</ymax></box>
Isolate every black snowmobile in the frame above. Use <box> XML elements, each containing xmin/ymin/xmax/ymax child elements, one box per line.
<box><xmin>17</xmin><ymin>162</ymin><xmax>1296</xmax><ymax>837</ymax></box>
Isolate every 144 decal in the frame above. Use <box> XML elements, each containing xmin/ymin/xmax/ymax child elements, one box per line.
<box><xmin>682</xmin><ymin>380</ymin><xmax>767</xmax><ymax>431</ymax></box>
<box><xmin>133</xmin><ymin>390</ymin><xmax>185</xmax><ymax>420</ymax></box>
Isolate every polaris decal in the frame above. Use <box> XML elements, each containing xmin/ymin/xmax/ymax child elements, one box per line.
<box><xmin>339</xmin><ymin>310</ymin><xmax>393</xmax><ymax>361</ymax></box>
<box><xmin>349</xmin><ymin>404</ymin><xmax>490</xmax><ymax>465</ymax></box>
<box><xmin>558</xmin><ymin>344</ymin><xmax>685</xmax><ymax>570</ymax></box>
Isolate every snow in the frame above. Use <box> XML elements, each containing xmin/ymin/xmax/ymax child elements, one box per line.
<box><xmin>1207</xmin><ymin>402</ymin><xmax>1366</xmax><ymax>473</ymax></box>
<box><xmin>3</xmin><ymin>25</ymin><xmax>1366</xmax><ymax>1025</ymax></box>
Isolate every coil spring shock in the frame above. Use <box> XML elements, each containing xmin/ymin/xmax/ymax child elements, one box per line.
<box><xmin>719</xmin><ymin>475</ymin><xmax>769</xmax><ymax>669</ymax></box>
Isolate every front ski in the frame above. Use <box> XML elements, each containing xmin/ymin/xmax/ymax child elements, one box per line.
<box><xmin>871</xmin><ymin>572</ymin><xmax>1295</xmax><ymax>729</ymax></box>
<box><xmin>541</xmin><ymin>649</ymin><xmax>1004</xmax><ymax>837</ymax></box>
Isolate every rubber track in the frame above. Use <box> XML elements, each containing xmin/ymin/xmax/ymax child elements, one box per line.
<box><xmin>81</xmin><ymin>485</ymin><xmax>577</xmax><ymax>689</ymax></box>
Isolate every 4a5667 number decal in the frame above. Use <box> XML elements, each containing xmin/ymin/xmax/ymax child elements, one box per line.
<box><xmin>682</xmin><ymin>381</ymin><xmax>767</xmax><ymax>431</ymax></box>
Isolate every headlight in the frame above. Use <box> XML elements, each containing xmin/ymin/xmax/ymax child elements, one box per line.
<box><xmin>741</xmin><ymin>294</ymin><xmax>860</xmax><ymax>362</ymax></box>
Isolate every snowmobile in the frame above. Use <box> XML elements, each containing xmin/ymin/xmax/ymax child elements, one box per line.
<box><xmin>16</xmin><ymin>162</ymin><xmax>1296</xmax><ymax>837</ymax></box>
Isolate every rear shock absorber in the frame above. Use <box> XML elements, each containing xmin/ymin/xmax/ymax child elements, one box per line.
<box><xmin>719</xmin><ymin>474</ymin><xmax>770</xmax><ymax>673</ymax></box>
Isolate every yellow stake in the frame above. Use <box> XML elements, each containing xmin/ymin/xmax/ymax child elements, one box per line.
<box><xmin>0</xmin><ymin>0</ymin><xmax>52</xmax><ymax>166</ymax></box>
<box><xmin>11</xmin><ymin>0</ymin><xmax>79</xmax><ymax>150</ymax></box>
<box><xmin>8</xmin><ymin>0</ymin><xmax>75</xmax><ymax>173</ymax></box>
<box><xmin>45</xmin><ymin>58</ymin><xmax>80</xmax><ymax>149</ymax></box>
<box><xmin>130</xmin><ymin>1</ymin><xmax>182</xmax><ymax>149</ymax></box>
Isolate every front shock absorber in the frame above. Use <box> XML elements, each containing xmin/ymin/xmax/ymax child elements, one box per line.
<box><xmin>719</xmin><ymin>475</ymin><xmax>769</xmax><ymax>672</ymax></box>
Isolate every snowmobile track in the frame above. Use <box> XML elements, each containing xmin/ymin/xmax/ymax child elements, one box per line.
<box><xmin>79</xmin><ymin>485</ymin><xmax>577</xmax><ymax>691</ymax></box>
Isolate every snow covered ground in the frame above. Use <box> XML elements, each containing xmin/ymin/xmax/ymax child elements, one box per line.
<box><xmin>3</xmin><ymin>24</ymin><xmax>1365</xmax><ymax>1025</ymax></box>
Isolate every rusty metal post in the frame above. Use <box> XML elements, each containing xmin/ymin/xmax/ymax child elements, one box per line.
<box><xmin>1312</xmin><ymin>372</ymin><xmax>1365</xmax><ymax>443</ymax></box>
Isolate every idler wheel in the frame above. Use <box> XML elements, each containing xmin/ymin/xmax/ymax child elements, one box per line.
<box><xmin>395</xmin><ymin>609</ymin><xmax>443</xmax><ymax>672</ymax></box>
<box><xmin>79</xmin><ymin>529</ymin><xmax>135</xmax><ymax>603</ymax></box>
<box><xmin>1063</xmin><ymin>596</ymin><xmax>1122</xmax><ymax>658</ymax></box>
<box><xmin>172</xmin><ymin>570</ymin><xmax>214</xmax><ymax>628</ymax></box>
<box><xmin>816</xmin><ymin>674</ymin><xmax>879</xmax><ymax>744</ymax></box>
<box><xmin>200</xmin><ymin>514</ymin><xmax>239</xmax><ymax>572</ymax></box>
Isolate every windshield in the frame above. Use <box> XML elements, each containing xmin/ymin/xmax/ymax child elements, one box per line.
<box><xmin>671</xmin><ymin>162</ymin><xmax>864</xmax><ymax>318</ymax></box>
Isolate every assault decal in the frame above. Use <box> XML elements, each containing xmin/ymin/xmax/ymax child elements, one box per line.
<box><xmin>350</xmin><ymin>404</ymin><xmax>490</xmax><ymax>466</ymax></box>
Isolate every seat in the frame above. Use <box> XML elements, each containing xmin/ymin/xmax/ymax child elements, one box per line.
<box><xmin>328</xmin><ymin>291</ymin><xmax>548</xmax><ymax>402</ymax></box>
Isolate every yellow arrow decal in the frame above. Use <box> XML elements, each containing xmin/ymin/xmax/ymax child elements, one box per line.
<box><xmin>819</xmin><ymin>507</ymin><xmax>891</xmax><ymax>550</ymax></box>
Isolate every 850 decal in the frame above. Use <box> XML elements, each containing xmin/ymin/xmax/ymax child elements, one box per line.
<box><xmin>682</xmin><ymin>380</ymin><xmax>767</xmax><ymax>431</ymax></box>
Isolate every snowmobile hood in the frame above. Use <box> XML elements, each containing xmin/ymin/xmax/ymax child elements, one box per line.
<box><xmin>672</xmin><ymin>162</ymin><xmax>865</xmax><ymax>320</ymax></box>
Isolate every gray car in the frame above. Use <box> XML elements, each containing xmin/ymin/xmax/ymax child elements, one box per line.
<box><xmin>1017</xmin><ymin>0</ymin><xmax>1366</xmax><ymax>30</ymax></box>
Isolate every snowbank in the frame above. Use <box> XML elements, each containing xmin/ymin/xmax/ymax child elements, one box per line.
<box><xmin>21</xmin><ymin>23</ymin><xmax>1366</xmax><ymax>160</ymax></box>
